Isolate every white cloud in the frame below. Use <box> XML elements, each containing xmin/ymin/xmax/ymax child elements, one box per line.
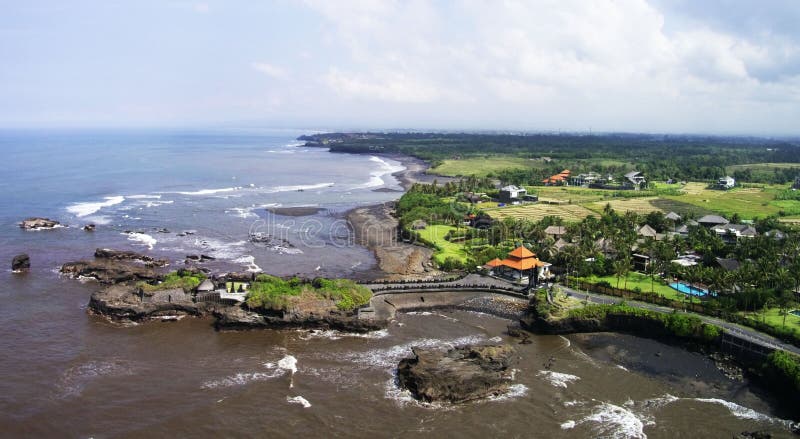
<box><xmin>251</xmin><ymin>62</ymin><xmax>289</xmax><ymax>80</ymax></box>
<box><xmin>193</xmin><ymin>3</ymin><xmax>210</xmax><ymax>14</ymax></box>
<box><xmin>296</xmin><ymin>0</ymin><xmax>800</xmax><ymax>133</ymax></box>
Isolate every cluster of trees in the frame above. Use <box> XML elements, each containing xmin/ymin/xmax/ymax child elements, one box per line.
<box><xmin>301</xmin><ymin>132</ymin><xmax>800</xmax><ymax>184</ymax></box>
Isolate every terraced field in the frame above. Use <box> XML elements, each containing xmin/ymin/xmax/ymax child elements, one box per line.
<box><xmin>485</xmin><ymin>203</ymin><xmax>595</xmax><ymax>222</ymax></box>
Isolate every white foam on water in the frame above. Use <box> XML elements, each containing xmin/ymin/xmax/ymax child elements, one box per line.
<box><xmin>127</xmin><ymin>194</ymin><xmax>161</xmax><ymax>199</ymax></box>
<box><xmin>67</xmin><ymin>196</ymin><xmax>125</xmax><ymax>217</ymax></box>
<box><xmin>487</xmin><ymin>383</ymin><xmax>528</xmax><ymax>402</ymax></box>
<box><xmin>83</xmin><ymin>215</ymin><xmax>112</xmax><ymax>225</ymax></box>
<box><xmin>141</xmin><ymin>200</ymin><xmax>173</xmax><ymax>208</ymax></box>
<box><xmin>560</xmin><ymin>420</ymin><xmax>576</xmax><ymax>430</ymax></box>
<box><xmin>537</xmin><ymin>370</ymin><xmax>581</xmax><ymax>389</ymax></box>
<box><xmin>694</xmin><ymin>398</ymin><xmax>788</xmax><ymax>424</ymax></box>
<box><xmin>340</xmin><ymin>335</ymin><xmax>487</xmax><ymax>369</ymax></box>
<box><xmin>233</xmin><ymin>255</ymin><xmax>262</xmax><ymax>273</ymax></box>
<box><xmin>172</xmin><ymin>187</ymin><xmax>240</xmax><ymax>196</ymax></box>
<box><xmin>192</xmin><ymin>238</ymin><xmax>247</xmax><ymax>259</ymax></box>
<box><xmin>616</xmin><ymin>364</ymin><xmax>629</xmax><ymax>371</ymax></box>
<box><xmin>225</xmin><ymin>207</ymin><xmax>257</xmax><ymax>219</ymax></box>
<box><xmin>278</xmin><ymin>354</ymin><xmax>298</xmax><ymax>388</ymax></box>
<box><xmin>123</xmin><ymin>232</ymin><xmax>157</xmax><ymax>250</ymax></box>
<box><xmin>583</xmin><ymin>402</ymin><xmax>647</xmax><ymax>439</ymax></box>
<box><xmin>352</xmin><ymin>156</ymin><xmax>405</xmax><ymax>189</ymax></box>
<box><xmin>58</xmin><ymin>360</ymin><xmax>135</xmax><ymax>398</ymax></box>
<box><xmin>286</xmin><ymin>395</ymin><xmax>312</xmax><ymax>408</ymax></box>
<box><xmin>265</xmin><ymin>182</ymin><xmax>334</xmax><ymax>193</ymax></box>
<box><xmin>383</xmin><ymin>376</ymin><xmax>455</xmax><ymax>410</ymax></box>
<box><xmin>300</xmin><ymin>329</ymin><xmax>389</xmax><ymax>341</ymax></box>
<box><xmin>201</xmin><ymin>371</ymin><xmax>284</xmax><ymax>390</ymax></box>
<box><xmin>488</xmin><ymin>336</ymin><xmax>503</xmax><ymax>343</ymax></box>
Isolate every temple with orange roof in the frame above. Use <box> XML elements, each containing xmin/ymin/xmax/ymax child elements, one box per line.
<box><xmin>484</xmin><ymin>246</ymin><xmax>552</xmax><ymax>285</ymax></box>
<box><xmin>542</xmin><ymin>169</ymin><xmax>570</xmax><ymax>186</ymax></box>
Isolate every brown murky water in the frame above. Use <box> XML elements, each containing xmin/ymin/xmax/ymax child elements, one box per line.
<box><xmin>0</xmin><ymin>269</ymin><xmax>794</xmax><ymax>438</ymax></box>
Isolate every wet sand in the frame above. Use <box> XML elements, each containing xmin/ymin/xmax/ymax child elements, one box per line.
<box><xmin>347</xmin><ymin>203</ymin><xmax>437</xmax><ymax>280</ymax></box>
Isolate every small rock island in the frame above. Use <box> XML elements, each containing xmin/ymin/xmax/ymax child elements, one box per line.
<box><xmin>397</xmin><ymin>344</ymin><xmax>516</xmax><ymax>403</ymax></box>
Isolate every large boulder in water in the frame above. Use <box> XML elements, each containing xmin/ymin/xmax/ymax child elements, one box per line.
<box><xmin>397</xmin><ymin>344</ymin><xmax>515</xmax><ymax>403</ymax></box>
<box><xmin>60</xmin><ymin>259</ymin><xmax>162</xmax><ymax>284</ymax></box>
<box><xmin>12</xmin><ymin>254</ymin><xmax>30</xmax><ymax>272</ymax></box>
<box><xmin>19</xmin><ymin>217</ymin><xmax>61</xmax><ymax>230</ymax></box>
<box><xmin>93</xmin><ymin>248</ymin><xmax>168</xmax><ymax>267</ymax></box>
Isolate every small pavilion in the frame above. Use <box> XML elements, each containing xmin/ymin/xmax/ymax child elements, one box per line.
<box><xmin>484</xmin><ymin>246</ymin><xmax>551</xmax><ymax>285</ymax></box>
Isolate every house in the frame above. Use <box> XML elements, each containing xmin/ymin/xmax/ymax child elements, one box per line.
<box><xmin>672</xmin><ymin>219</ymin><xmax>698</xmax><ymax>237</ymax></box>
<box><xmin>765</xmin><ymin>229</ymin><xmax>786</xmax><ymax>240</ymax></box>
<box><xmin>711</xmin><ymin>223</ymin><xmax>757</xmax><ymax>240</ymax></box>
<box><xmin>553</xmin><ymin>237</ymin><xmax>573</xmax><ymax>252</ymax></box>
<box><xmin>637</xmin><ymin>224</ymin><xmax>658</xmax><ymax>239</ymax></box>
<box><xmin>632</xmin><ymin>253</ymin><xmax>651</xmax><ymax>271</ymax></box>
<box><xmin>623</xmin><ymin>171</ymin><xmax>646</xmax><ymax>190</ymax></box>
<box><xmin>715</xmin><ymin>257</ymin><xmax>741</xmax><ymax>272</ymax></box>
<box><xmin>469</xmin><ymin>214</ymin><xmax>494</xmax><ymax>229</ymax></box>
<box><xmin>544</xmin><ymin>225</ymin><xmax>567</xmax><ymax>239</ymax></box>
<box><xmin>499</xmin><ymin>185</ymin><xmax>527</xmax><ymax>203</ymax></box>
<box><xmin>571</xmin><ymin>172</ymin><xmax>602</xmax><ymax>187</ymax></box>
<box><xmin>697</xmin><ymin>215</ymin><xmax>729</xmax><ymax>228</ymax></box>
<box><xmin>718</xmin><ymin>176</ymin><xmax>735</xmax><ymax>190</ymax></box>
<box><xmin>665</xmin><ymin>211</ymin><xmax>682</xmax><ymax>222</ymax></box>
<box><xmin>484</xmin><ymin>246</ymin><xmax>551</xmax><ymax>285</ymax></box>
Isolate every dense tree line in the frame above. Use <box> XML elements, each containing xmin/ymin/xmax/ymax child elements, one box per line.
<box><xmin>300</xmin><ymin>132</ymin><xmax>800</xmax><ymax>184</ymax></box>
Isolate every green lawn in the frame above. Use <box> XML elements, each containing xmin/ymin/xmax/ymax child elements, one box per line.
<box><xmin>415</xmin><ymin>224</ymin><xmax>469</xmax><ymax>264</ymax></box>
<box><xmin>429</xmin><ymin>156</ymin><xmax>538</xmax><ymax>177</ymax></box>
<box><xmin>740</xmin><ymin>308</ymin><xmax>800</xmax><ymax>333</ymax></box>
<box><xmin>580</xmin><ymin>272</ymin><xmax>702</xmax><ymax>303</ymax></box>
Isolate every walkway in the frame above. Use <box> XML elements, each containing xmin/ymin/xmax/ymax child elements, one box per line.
<box><xmin>559</xmin><ymin>284</ymin><xmax>800</xmax><ymax>356</ymax></box>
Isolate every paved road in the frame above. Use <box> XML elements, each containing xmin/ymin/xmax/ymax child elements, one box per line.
<box><xmin>559</xmin><ymin>284</ymin><xmax>800</xmax><ymax>356</ymax></box>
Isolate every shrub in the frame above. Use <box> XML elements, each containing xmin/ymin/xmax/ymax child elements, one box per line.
<box><xmin>140</xmin><ymin>271</ymin><xmax>205</xmax><ymax>293</ymax></box>
<box><xmin>246</xmin><ymin>276</ymin><xmax>372</xmax><ymax>312</ymax></box>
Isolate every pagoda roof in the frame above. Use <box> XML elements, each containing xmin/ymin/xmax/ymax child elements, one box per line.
<box><xmin>507</xmin><ymin>246</ymin><xmax>536</xmax><ymax>259</ymax></box>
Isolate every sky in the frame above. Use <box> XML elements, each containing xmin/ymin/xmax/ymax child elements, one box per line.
<box><xmin>1</xmin><ymin>0</ymin><xmax>799</xmax><ymax>135</ymax></box>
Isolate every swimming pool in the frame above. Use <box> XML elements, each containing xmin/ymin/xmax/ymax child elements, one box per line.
<box><xmin>790</xmin><ymin>310</ymin><xmax>800</xmax><ymax>318</ymax></box>
<box><xmin>669</xmin><ymin>282</ymin><xmax>711</xmax><ymax>297</ymax></box>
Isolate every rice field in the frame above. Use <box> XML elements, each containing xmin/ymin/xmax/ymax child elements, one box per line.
<box><xmin>485</xmin><ymin>203</ymin><xmax>595</xmax><ymax>222</ymax></box>
<box><xmin>585</xmin><ymin>197</ymin><xmax>665</xmax><ymax>215</ymax></box>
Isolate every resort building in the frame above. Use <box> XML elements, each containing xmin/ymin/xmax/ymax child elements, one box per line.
<box><xmin>718</xmin><ymin>176</ymin><xmax>735</xmax><ymax>190</ymax></box>
<box><xmin>697</xmin><ymin>215</ymin><xmax>729</xmax><ymax>228</ymax></box>
<box><xmin>711</xmin><ymin>223</ymin><xmax>758</xmax><ymax>240</ymax></box>
<box><xmin>571</xmin><ymin>172</ymin><xmax>602</xmax><ymax>187</ymax></box>
<box><xmin>542</xmin><ymin>170</ymin><xmax>571</xmax><ymax>186</ymax></box>
<box><xmin>499</xmin><ymin>185</ymin><xmax>527</xmax><ymax>203</ymax></box>
<box><xmin>484</xmin><ymin>246</ymin><xmax>551</xmax><ymax>285</ymax></box>
<box><xmin>544</xmin><ymin>225</ymin><xmax>567</xmax><ymax>239</ymax></box>
<box><xmin>623</xmin><ymin>171</ymin><xmax>646</xmax><ymax>190</ymax></box>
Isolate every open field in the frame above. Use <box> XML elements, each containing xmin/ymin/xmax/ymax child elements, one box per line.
<box><xmin>484</xmin><ymin>203</ymin><xmax>595</xmax><ymax>222</ymax></box>
<box><xmin>662</xmin><ymin>183</ymin><xmax>798</xmax><ymax>219</ymax></box>
<box><xmin>415</xmin><ymin>224</ymin><xmax>469</xmax><ymax>264</ymax></box>
<box><xmin>429</xmin><ymin>156</ymin><xmax>539</xmax><ymax>177</ymax></box>
<box><xmin>526</xmin><ymin>186</ymin><xmax>608</xmax><ymax>204</ymax></box>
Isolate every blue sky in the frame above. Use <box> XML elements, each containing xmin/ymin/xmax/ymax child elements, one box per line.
<box><xmin>1</xmin><ymin>0</ymin><xmax>799</xmax><ymax>134</ymax></box>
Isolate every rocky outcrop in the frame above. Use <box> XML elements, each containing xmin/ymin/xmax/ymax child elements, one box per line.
<box><xmin>213</xmin><ymin>303</ymin><xmax>387</xmax><ymax>332</ymax></box>
<box><xmin>12</xmin><ymin>254</ymin><xmax>30</xmax><ymax>272</ymax></box>
<box><xmin>19</xmin><ymin>217</ymin><xmax>61</xmax><ymax>230</ymax></box>
<box><xmin>83</xmin><ymin>224</ymin><xmax>96</xmax><ymax>232</ymax></box>
<box><xmin>88</xmin><ymin>284</ymin><xmax>207</xmax><ymax>322</ymax></box>
<box><xmin>93</xmin><ymin>248</ymin><xmax>168</xmax><ymax>267</ymax></box>
<box><xmin>61</xmin><ymin>259</ymin><xmax>162</xmax><ymax>284</ymax></box>
<box><xmin>397</xmin><ymin>344</ymin><xmax>515</xmax><ymax>403</ymax></box>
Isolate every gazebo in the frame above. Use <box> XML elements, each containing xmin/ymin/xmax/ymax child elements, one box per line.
<box><xmin>484</xmin><ymin>246</ymin><xmax>551</xmax><ymax>285</ymax></box>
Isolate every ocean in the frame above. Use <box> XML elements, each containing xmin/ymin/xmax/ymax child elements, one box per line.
<box><xmin>0</xmin><ymin>129</ymin><xmax>794</xmax><ymax>438</ymax></box>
